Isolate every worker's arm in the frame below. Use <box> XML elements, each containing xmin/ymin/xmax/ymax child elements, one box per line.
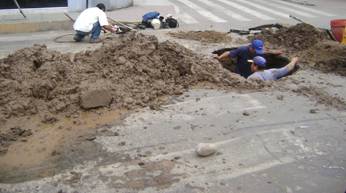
<box><xmin>214</xmin><ymin>47</ymin><xmax>240</xmax><ymax>61</ymax></box>
<box><xmin>214</xmin><ymin>51</ymin><xmax>230</xmax><ymax>61</ymax></box>
<box><xmin>98</xmin><ymin>12</ymin><xmax>116</xmax><ymax>33</ymax></box>
<box><xmin>102</xmin><ymin>25</ymin><xmax>116</xmax><ymax>33</ymax></box>
<box><xmin>285</xmin><ymin>57</ymin><xmax>299</xmax><ymax>71</ymax></box>
<box><xmin>271</xmin><ymin>57</ymin><xmax>299</xmax><ymax>80</ymax></box>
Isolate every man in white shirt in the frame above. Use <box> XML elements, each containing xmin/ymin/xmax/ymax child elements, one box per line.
<box><xmin>73</xmin><ymin>3</ymin><xmax>116</xmax><ymax>43</ymax></box>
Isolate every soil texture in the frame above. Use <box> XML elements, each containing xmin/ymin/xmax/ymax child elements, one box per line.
<box><xmin>299</xmin><ymin>41</ymin><xmax>346</xmax><ymax>76</ymax></box>
<box><xmin>260</xmin><ymin>23</ymin><xmax>328</xmax><ymax>51</ymax></box>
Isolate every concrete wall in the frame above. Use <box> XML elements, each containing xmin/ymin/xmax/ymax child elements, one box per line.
<box><xmin>68</xmin><ymin>0</ymin><xmax>133</xmax><ymax>11</ymax></box>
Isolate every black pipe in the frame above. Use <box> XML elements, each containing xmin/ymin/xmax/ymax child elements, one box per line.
<box><xmin>86</xmin><ymin>0</ymin><xmax>89</xmax><ymax>9</ymax></box>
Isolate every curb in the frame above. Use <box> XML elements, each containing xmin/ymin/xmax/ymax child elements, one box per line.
<box><xmin>0</xmin><ymin>20</ymin><xmax>73</xmax><ymax>34</ymax></box>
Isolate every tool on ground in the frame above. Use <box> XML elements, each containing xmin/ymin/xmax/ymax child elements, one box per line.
<box><xmin>64</xmin><ymin>12</ymin><xmax>75</xmax><ymax>22</ymax></box>
<box><xmin>107</xmin><ymin>17</ymin><xmax>136</xmax><ymax>31</ymax></box>
<box><xmin>13</xmin><ymin>0</ymin><xmax>26</xmax><ymax>19</ymax></box>
<box><xmin>228</xmin><ymin>23</ymin><xmax>283</xmax><ymax>35</ymax></box>
<box><xmin>289</xmin><ymin>14</ymin><xmax>305</xmax><ymax>23</ymax></box>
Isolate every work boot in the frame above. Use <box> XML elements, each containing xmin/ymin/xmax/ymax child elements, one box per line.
<box><xmin>89</xmin><ymin>38</ymin><xmax>102</xmax><ymax>43</ymax></box>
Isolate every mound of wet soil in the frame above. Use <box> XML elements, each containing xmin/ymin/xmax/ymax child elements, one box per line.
<box><xmin>299</xmin><ymin>41</ymin><xmax>346</xmax><ymax>76</ymax></box>
<box><xmin>0</xmin><ymin>32</ymin><xmax>255</xmax><ymax>122</ymax></box>
<box><xmin>168</xmin><ymin>31</ymin><xmax>232</xmax><ymax>43</ymax></box>
<box><xmin>261</xmin><ymin>23</ymin><xmax>327</xmax><ymax>51</ymax></box>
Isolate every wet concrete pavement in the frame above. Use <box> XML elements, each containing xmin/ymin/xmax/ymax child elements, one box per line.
<box><xmin>1</xmin><ymin>89</ymin><xmax>345</xmax><ymax>193</ymax></box>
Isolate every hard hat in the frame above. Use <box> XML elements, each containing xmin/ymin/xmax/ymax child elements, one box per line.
<box><xmin>151</xmin><ymin>19</ymin><xmax>161</xmax><ymax>30</ymax></box>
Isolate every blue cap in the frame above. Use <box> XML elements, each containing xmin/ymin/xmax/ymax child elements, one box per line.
<box><xmin>252</xmin><ymin>39</ymin><xmax>264</xmax><ymax>54</ymax></box>
<box><xmin>253</xmin><ymin>56</ymin><xmax>266</xmax><ymax>68</ymax></box>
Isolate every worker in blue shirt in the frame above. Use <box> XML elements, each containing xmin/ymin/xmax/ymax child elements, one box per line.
<box><xmin>214</xmin><ymin>39</ymin><xmax>281</xmax><ymax>78</ymax></box>
<box><xmin>247</xmin><ymin>56</ymin><xmax>299</xmax><ymax>81</ymax></box>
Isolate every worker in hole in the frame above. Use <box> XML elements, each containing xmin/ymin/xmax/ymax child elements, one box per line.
<box><xmin>214</xmin><ymin>39</ymin><xmax>282</xmax><ymax>78</ymax></box>
<box><xmin>247</xmin><ymin>56</ymin><xmax>299</xmax><ymax>81</ymax></box>
<box><xmin>73</xmin><ymin>3</ymin><xmax>116</xmax><ymax>43</ymax></box>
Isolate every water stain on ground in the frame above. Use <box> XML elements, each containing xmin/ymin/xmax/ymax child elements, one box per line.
<box><xmin>111</xmin><ymin>160</ymin><xmax>182</xmax><ymax>190</ymax></box>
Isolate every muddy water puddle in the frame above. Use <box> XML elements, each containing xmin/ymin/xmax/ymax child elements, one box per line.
<box><xmin>0</xmin><ymin>109</ymin><xmax>127</xmax><ymax>183</ymax></box>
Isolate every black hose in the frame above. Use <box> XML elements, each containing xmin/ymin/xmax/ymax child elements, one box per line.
<box><xmin>54</xmin><ymin>33</ymin><xmax>76</xmax><ymax>43</ymax></box>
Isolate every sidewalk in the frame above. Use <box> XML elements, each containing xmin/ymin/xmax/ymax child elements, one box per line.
<box><xmin>0</xmin><ymin>4</ymin><xmax>176</xmax><ymax>34</ymax></box>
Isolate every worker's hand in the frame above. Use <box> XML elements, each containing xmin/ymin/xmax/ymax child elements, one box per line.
<box><xmin>212</xmin><ymin>54</ymin><xmax>220</xmax><ymax>60</ymax></box>
<box><xmin>291</xmin><ymin>57</ymin><xmax>299</xmax><ymax>64</ymax></box>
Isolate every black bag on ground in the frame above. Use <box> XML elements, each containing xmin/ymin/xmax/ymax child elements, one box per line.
<box><xmin>166</xmin><ymin>17</ymin><xmax>179</xmax><ymax>28</ymax></box>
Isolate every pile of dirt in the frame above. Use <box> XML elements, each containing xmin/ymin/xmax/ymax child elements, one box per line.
<box><xmin>299</xmin><ymin>41</ymin><xmax>346</xmax><ymax>76</ymax></box>
<box><xmin>168</xmin><ymin>31</ymin><xmax>232</xmax><ymax>43</ymax></box>
<box><xmin>260</xmin><ymin>23</ymin><xmax>327</xmax><ymax>51</ymax></box>
<box><xmin>0</xmin><ymin>32</ymin><xmax>256</xmax><ymax>122</ymax></box>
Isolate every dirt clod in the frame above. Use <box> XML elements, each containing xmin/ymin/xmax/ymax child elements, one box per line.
<box><xmin>80</xmin><ymin>80</ymin><xmax>113</xmax><ymax>109</ymax></box>
<box><xmin>309</xmin><ymin>109</ymin><xmax>318</xmax><ymax>114</ymax></box>
<box><xmin>242</xmin><ymin>111</ymin><xmax>250</xmax><ymax>116</ymax></box>
<box><xmin>41</xmin><ymin>113</ymin><xmax>58</xmax><ymax>124</ymax></box>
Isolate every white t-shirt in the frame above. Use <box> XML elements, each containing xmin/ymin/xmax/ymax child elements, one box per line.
<box><xmin>73</xmin><ymin>7</ymin><xmax>109</xmax><ymax>32</ymax></box>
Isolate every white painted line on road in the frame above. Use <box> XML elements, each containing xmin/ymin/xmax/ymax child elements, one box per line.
<box><xmin>170</xmin><ymin>0</ymin><xmax>199</xmax><ymax>24</ymax></box>
<box><xmin>179</xmin><ymin>13</ymin><xmax>199</xmax><ymax>24</ymax></box>
<box><xmin>174</xmin><ymin>0</ymin><xmax>227</xmax><ymax>23</ymax></box>
<box><xmin>215</xmin><ymin>0</ymin><xmax>274</xmax><ymax>20</ymax></box>
<box><xmin>234</xmin><ymin>0</ymin><xmax>289</xmax><ymax>18</ymax></box>
<box><xmin>271</xmin><ymin>0</ymin><xmax>335</xmax><ymax>17</ymax></box>
<box><xmin>263</xmin><ymin>0</ymin><xmax>316</xmax><ymax>18</ymax></box>
<box><xmin>195</xmin><ymin>0</ymin><xmax>251</xmax><ymax>21</ymax></box>
<box><xmin>171</xmin><ymin>1</ymin><xmax>181</xmax><ymax>14</ymax></box>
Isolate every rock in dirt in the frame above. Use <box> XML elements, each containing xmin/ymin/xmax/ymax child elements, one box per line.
<box><xmin>196</xmin><ymin>143</ymin><xmax>217</xmax><ymax>157</ymax></box>
<box><xmin>0</xmin><ymin>32</ymin><xmax>257</xmax><ymax>122</ymax></box>
<box><xmin>80</xmin><ymin>80</ymin><xmax>113</xmax><ymax>109</ymax></box>
<box><xmin>41</xmin><ymin>113</ymin><xmax>58</xmax><ymax>124</ymax></box>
